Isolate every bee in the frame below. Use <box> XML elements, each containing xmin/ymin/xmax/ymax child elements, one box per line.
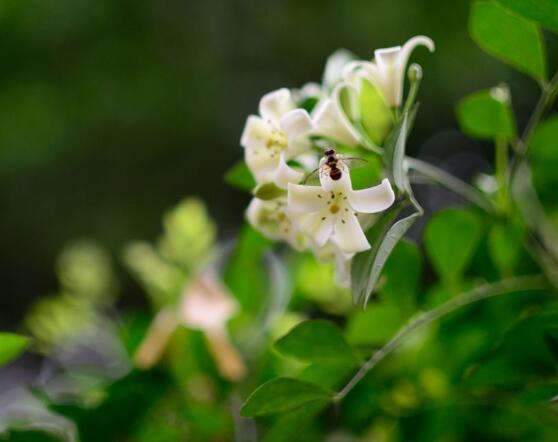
<box><xmin>302</xmin><ymin>148</ymin><xmax>366</xmax><ymax>184</ymax></box>
<box><xmin>324</xmin><ymin>149</ymin><xmax>343</xmax><ymax>181</ymax></box>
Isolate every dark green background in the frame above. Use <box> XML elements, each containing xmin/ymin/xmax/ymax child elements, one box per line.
<box><xmin>0</xmin><ymin>0</ymin><xmax>544</xmax><ymax>323</ymax></box>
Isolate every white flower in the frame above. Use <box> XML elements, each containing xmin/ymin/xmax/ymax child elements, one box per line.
<box><xmin>311</xmin><ymin>84</ymin><xmax>362</xmax><ymax>147</ymax></box>
<box><xmin>179</xmin><ymin>272</ymin><xmax>246</xmax><ymax>381</ymax></box>
<box><xmin>311</xmin><ymin>240</ymin><xmax>354</xmax><ymax>289</ymax></box>
<box><xmin>241</xmin><ymin>88</ymin><xmax>313</xmax><ymax>187</ymax></box>
<box><xmin>343</xmin><ymin>36</ymin><xmax>435</xmax><ymax>107</ymax></box>
<box><xmin>287</xmin><ymin>155</ymin><xmax>395</xmax><ymax>254</ymax></box>
<box><xmin>246</xmin><ymin>197</ymin><xmax>307</xmax><ymax>251</ymax></box>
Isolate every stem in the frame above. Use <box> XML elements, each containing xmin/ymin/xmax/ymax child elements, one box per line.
<box><xmin>407</xmin><ymin>157</ymin><xmax>495</xmax><ymax>213</ymax></box>
<box><xmin>509</xmin><ymin>71</ymin><xmax>558</xmax><ymax>180</ymax></box>
<box><xmin>334</xmin><ymin>275</ymin><xmax>547</xmax><ymax>401</ymax></box>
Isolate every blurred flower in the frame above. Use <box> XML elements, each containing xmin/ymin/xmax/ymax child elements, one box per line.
<box><xmin>343</xmin><ymin>36</ymin><xmax>435</xmax><ymax>107</ymax></box>
<box><xmin>179</xmin><ymin>272</ymin><xmax>246</xmax><ymax>382</ymax></box>
<box><xmin>246</xmin><ymin>197</ymin><xmax>307</xmax><ymax>251</ymax></box>
<box><xmin>241</xmin><ymin>88</ymin><xmax>313</xmax><ymax>187</ymax></box>
<box><xmin>134</xmin><ymin>272</ymin><xmax>246</xmax><ymax>382</ymax></box>
<box><xmin>288</xmin><ymin>155</ymin><xmax>395</xmax><ymax>253</ymax></box>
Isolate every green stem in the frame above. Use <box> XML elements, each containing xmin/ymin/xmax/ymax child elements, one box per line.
<box><xmin>509</xmin><ymin>71</ymin><xmax>558</xmax><ymax>180</ymax></box>
<box><xmin>407</xmin><ymin>157</ymin><xmax>495</xmax><ymax>213</ymax></box>
<box><xmin>334</xmin><ymin>275</ymin><xmax>547</xmax><ymax>401</ymax></box>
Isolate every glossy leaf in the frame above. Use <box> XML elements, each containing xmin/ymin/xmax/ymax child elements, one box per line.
<box><xmin>262</xmin><ymin>400</ymin><xmax>327</xmax><ymax>442</ymax></box>
<box><xmin>497</xmin><ymin>0</ymin><xmax>558</xmax><ymax>33</ymax></box>
<box><xmin>424</xmin><ymin>209</ymin><xmax>483</xmax><ymax>284</ymax></box>
<box><xmin>240</xmin><ymin>378</ymin><xmax>332</xmax><ymax>417</ymax></box>
<box><xmin>470</xmin><ymin>1</ymin><xmax>547</xmax><ymax>83</ymax></box>
<box><xmin>0</xmin><ymin>333</ymin><xmax>30</xmax><ymax>367</ymax></box>
<box><xmin>352</xmin><ymin>199</ymin><xmax>422</xmax><ymax>307</ymax></box>
<box><xmin>275</xmin><ymin>319</ymin><xmax>355</xmax><ymax>363</ymax></box>
<box><xmin>456</xmin><ymin>88</ymin><xmax>516</xmax><ymax>140</ymax></box>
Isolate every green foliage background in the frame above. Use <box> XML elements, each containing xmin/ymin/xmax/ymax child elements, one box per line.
<box><xmin>2</xmin><ymin>0</ymin><xmax>558</xmax><ymax>441</ymax></box>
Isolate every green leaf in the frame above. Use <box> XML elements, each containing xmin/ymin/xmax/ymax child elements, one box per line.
<box><xmin>297</xmin><ymin>361</ymin><xmax>356</xmax><ymax>389</ymax></box>
<box><xmin>497</xmin><ymin>0</ymin><xmax>558</xmax><ymax>33</ymax></box>
<box><xmin>488</xmin><ymin>223</ymin><xmax>524</xmax><ymax>275</ymax></box>
<box><xmin>360</xmin><ymin>79</ymin><xmax>394</xmax><ymax>146</ymax></box>
<box><xmin>240</xmin><ymin>378</ymin><xmax>332</xmax><ymax>417</ymax></box>
<box><xmin>275</xmin><ymin>320</ymin><xmax>355</xmax><ymax>363</ymax></box>
<box><xmin>0</xmin><ymin>333</ymin><xmax>30</xmax><ymax>367</ymax></box>
<box><xmin>543</xmin><ymin>326</ymin><xmax>558</xmax><ymax>361</ymax></box>
<box><xmin>252</xmin><ymin>182</ymin><xmax>286</xmax><ymax>200</ymax></box>
<box><xmin>262</xmin><ymin>400</ymin><xmax>327</xmax><ymax>442</ymax></box>
<box><xmin>352</xmin><ymin>108</ymin><xmax>423</xmax><ymax>308</ymax></box>
<box><xmin>379</xmin><ymin>240</ymin><xmax>421</xmax><ymax>311</ymax></box>
<box><xmin>424</xmin><ymin>209</ymin><xmax>483</xmax><ymax>284</ymax></box>
<box><xmin>346</xmin><ymin>303</ymin><xmax>404</xmax><ymax>345</ymax></box>
<box><xmin>352</xmin><ymin>199</ymin><xmax>422</xmax><ymax>307</ymax></box>
<box><xmin>456</xmin><ymin>87</ymin><xmax>516</xmax><ymax>140</ymax></box>
<box><xmin>470</xmin><ymin>1</ymin><xmax>547</xmax><ymax>83</ymax></box>
<box><xmin>224</xmin><ymin>160</ymin><xmax>256</xmax><ymax>191</ymax></box>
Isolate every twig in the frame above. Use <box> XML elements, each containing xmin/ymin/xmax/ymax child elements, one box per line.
<box><xmin>334</xmin><ymin>275</ymin><xmax>548</xmax><ymax>401</ymax></box>
<box><xmin>509</xmin><ymin>71</ymin><xmax>558</xmax><ymax>180</ymax></box>
<box><xmin>407</xmin><ymin>157</ymin><xmax>495</xmax><ymax>213</ymax></box>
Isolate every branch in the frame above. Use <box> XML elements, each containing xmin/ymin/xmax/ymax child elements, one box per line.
<box><xmin>407</xmin><ymin>157</ymin><xmax>495</xmax><ymax>213</ymax></box>
<box><xmin>509</xmin><ymin>71</ymin><xmax>558</xmax><ymax>180</ymax></box>
<box><xmin>334</xmin><ymin>275</ymin><xmax>548</xmax><ymax>401</ymax></box>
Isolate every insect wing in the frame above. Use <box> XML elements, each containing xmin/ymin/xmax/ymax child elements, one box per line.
<box><xmin>342</xmin><ymin>156</ymin><xmax>369</xmax><ymax>169</ymax></box>
<box><xmin>302</xmin><ymin>167</ymin><xmax>321</xmax><ymax>185</ymax></box>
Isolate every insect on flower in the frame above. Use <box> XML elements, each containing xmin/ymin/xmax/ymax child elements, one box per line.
<box><xmin>303</xmin><ymin>148</ymin><xmax>367</xmax><ymax>185</ymax></box>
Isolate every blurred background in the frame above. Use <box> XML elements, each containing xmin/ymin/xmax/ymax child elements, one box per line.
<box><xmin>0</xmin><ymin>0</ymin><xmax>549</xmax><ymax>326</ymax></box>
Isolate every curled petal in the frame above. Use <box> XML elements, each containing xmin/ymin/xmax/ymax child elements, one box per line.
<box><xmin>333</xmin><ymin>213</ymin><xmax>370</xmax><ymax>253</ymax></box>
<box><xmin>348</xmin><ymin>178</ymin><xmax>395</xmax><ymax>213</ymax></box>
<box><xmin>287</xmin><ymin>183</ymin><xmax>326</xmax><ymax>213</ymax></box>
<box><xmin>376</xmin><ymin>35</ymin><xmax>435</xmax><ymax>106</ymax></box>
<box><xmin>275</xmin><ymin>156</ymin><xmax>304</xmax><ymax>189</ymax></box>
<box><xmin>280</xmin><ymin>109</ymin><xmax>313</xmax><ymax>140</ymax></box>
<box><xmin>398</xmin><ymin>35</ymin><xmax>435</xmax><ymax>67</ymax></box>
<box><xmin>311</xmin><ymin>85</ymin><xmax>361</xmax><ymax>147</ymax></box>
<box><xmin>259</xmin><ymin>88</ymin><xmax>294</xmax><ymax>124</ymax></box>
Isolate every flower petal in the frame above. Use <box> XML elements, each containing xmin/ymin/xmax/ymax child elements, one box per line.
<box><xmin>259</xmin><ymin>88</ymin><xmax>294</xmax><ymax>124</ymax></box>
<box><xmin>311</xmin><ymin>85</ymin><xmax>361</xmax><ymax>147</ymax></box>
<box><xmin>240</xmin><ymin>115</ymin><xmax>272</xmax><ymax>150</ymax></box>
<box><xmin>377</xmin><ymin>36</ymin><xmax>434</xmax><ymax>106</ymax></box>
<box><xmin>287</xmin><ymin>183</ymin><xmax>326</xmax><ymax>212</ymax></box>
<box><xmin>323</xmin><ymin>49</ymin><xmax>356</xmax><ymax>91</ymax></box>
<box><xmin>300</xmin><ymin>212</ymin><xmax>334</xmax><ymax>247</ymax></box>
<box><xmin>398</xmin><ymin>35</ymin><xmax>435</xmax><ymax>68</ymax></box>
<box><xmin>244</xmin><ymin>143</ymin><xmax>279</xmax><ymax>183</ymax></box>
<box><xmin>319</xmin><ymin>160</ymin><xmax>353</xmax><ymax>193</ymax></box>
<box><xmin>280</xmin><ymin>109</ymin><xmax>313</xmax><ymax>140</ymax></box>
<box><xmin>275</xmin><ymin>155</ymin><xmax>304</xmax><ymax>189</ymax></box>
<box><xmin>333</xmin><ymin>213</ymin><xmax>370</xmax><ymax>253</ymax></box>
<box><xmin>348</xmin><ymin>178</ymin><xmax>395</xmax><ymax>213</ymax></box>
<box><xmin>334</xmin><ymin>251</ymin><xmax>353</xmax><ymax>289</ymax></box>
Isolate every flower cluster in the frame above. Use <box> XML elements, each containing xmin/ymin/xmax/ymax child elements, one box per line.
<box><xmin>241</xmin><ymin>36</ymin><xmax>434</xmax><ymax>287</ymax></box>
